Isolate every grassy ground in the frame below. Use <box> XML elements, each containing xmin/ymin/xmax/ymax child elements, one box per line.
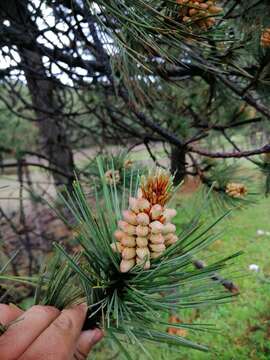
<box><xmin>168</xmin><ymin>195</ymin><xmax>270</xmax><ymax>360</ymax></box>
<box><xmin>91</xmin><ymin>195</ymin><xmax>270</xmax><ymax>360</ymax></box>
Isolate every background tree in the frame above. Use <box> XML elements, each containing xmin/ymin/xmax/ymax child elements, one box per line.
<box><xmin>0</xmin><ymin>0</ymin><xmax>270</xmax><ymax>280</ymax></box>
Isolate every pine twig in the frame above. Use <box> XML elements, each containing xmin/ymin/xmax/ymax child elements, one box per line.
<box><xmin>193</xmin><ymin>260</ymin><xmax>239</xmax><ymax>294</ymax></box>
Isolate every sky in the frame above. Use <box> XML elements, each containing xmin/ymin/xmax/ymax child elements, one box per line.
<box><xmin>0</xmin><ymin>0</ymin><xmax>96</xmax><ymax>85</ymax></box>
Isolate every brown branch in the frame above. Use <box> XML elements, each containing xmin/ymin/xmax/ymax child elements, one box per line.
<box><xmin>144</xmin><ymin>139</ymin><xmax>166</xmax><ymax>169</ymax></box>
<box><xmin>193</xmin><ymin>117</ymin><xmax>263</xmax><ymax>131</ymax></box>
<box><xmin>161</xmin><ymin>64</ymin><xmax>270</xmax><ymax>120</ymax></box>
<box><xmin>189</xmin><ymin>144</ymin><xmax>270</xmax><ymax>158</ymax></box>
<box><xmin>217</xmin><ymin>75</ymin><xmax>270</xmax><ymax>119</ymax></box>
<box><xmin>0</xmin><ymin>161</ymin><xmax>73</xmax><ymax>179</ymax></box>
<box><xmin>193</xmin><ymin>259</ymin><xmax>239</xmax><ymax>294</ymax></box>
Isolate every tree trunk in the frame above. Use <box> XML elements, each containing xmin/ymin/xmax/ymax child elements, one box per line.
<box><xmin>19</xmin><ymin>48</ymin><xmax>75</xmax><ymax>192</ymax></box>
<box><xmin>170</xmin><ymin>145</ymin><xmax>186</xmax><ymax>185</ymax></box>
<box><xmin>1</xmin><ymin>0</ymin><xmax>75</xmax><ymax>192</ymax></box>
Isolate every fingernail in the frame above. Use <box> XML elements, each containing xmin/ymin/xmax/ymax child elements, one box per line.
<box><xmin>85</xmin><ymin>328</ymin><xmax>103</xmax><ymax>346</ymax></box>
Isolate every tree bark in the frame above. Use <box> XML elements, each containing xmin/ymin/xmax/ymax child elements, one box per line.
<box><xmin>170</xmin><ymin>145</ymin><xmax>186</xmax><ymax>185</ymax></box>
<box><xmin>18</xmin><ymin>48</ymin><xmax>75</xmax><ymax>191</ymax></box>
<box><xmin>0</xmin><ymin>0</ymin><xmax>75</xmax><ymax>192</ymax></box>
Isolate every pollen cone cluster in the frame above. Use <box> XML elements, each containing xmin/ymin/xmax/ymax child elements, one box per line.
<box><xmin>261</xmin><ymin>28</ymin><xmax>270</xmax><ymax>48</ymax></box>
<box><xmin>111</xmin><ymin>170</ymin><xmax>178</xmax><ymax>273</ymax></box>
<box><xmin>225</xmin><ymin>183</ymin><xmax>247</xmax><ymax>198</ymax></box>
<box><xmin>105</xmin><ymin>169</ymin><xmax>120</xmax><ymax>185</ymax></box>
<box><xmin>176</xmin><ymin>0</ymin><xmax>223</xmax><ymax>29</ymax></box>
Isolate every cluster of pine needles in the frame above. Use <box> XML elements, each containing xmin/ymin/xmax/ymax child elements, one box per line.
<box><xmin>0</xmin><ymin>158</ymin><xmax>240</xmax><ymax>358</ymax></box>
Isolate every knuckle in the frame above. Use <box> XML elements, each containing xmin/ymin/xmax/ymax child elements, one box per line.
<box><xmin>31</xmin><ymin>305</ymin><xmax>60</xmax><ymax>317</ymax></box>
<box><xmin>53</xmin><ymin>312</ymin><xmax>74</xmax><ymax>332</ymax></box>
<box><xmin>74</xmin><ymin>349</ymin><xmax>88</xmax><ymax>360</ymax></box>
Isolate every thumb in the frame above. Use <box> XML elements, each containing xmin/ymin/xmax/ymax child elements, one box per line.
<box><xmin>73</xmin><ymin>328</ymin><xmax>103</xmax><ymax>360</ymax></box>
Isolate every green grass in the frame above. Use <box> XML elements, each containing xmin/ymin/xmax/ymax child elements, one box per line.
<box><xmin>91</xmin><ymin>195</ymin><xmax>270</xmax><ymax>360</ymax></box>
<box><xmin>170</xmin><ymin>195</ymin><xmax>270</xmax><ymax>360</ymax></box>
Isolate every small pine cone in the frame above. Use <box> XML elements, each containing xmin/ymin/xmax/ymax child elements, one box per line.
<box><xmin>129</xmin><ymin>197</ymin><xmax>140</xmax><ymax>214</ymax></box>
<box><xmin>136</xmin><ymin>257</ymin><xmax>151</xmax><ymax>269</ymax></box>
<box><xmin>199</xmin><ymin>3</ymin><xmax>209</xmax><ymax>10</ymax></box>
<box><xmin>149</xmin><ymin>221</ymin><xmax>164</xmax><ymax>234</ymax></box>
<box><xmin>151</xmin><ymin>251</ymin><xmax>163</xmax><ymax>259</ymax></box>
<box><xmin>114</xmin><ymin>230</ymin><xmax>124</xmax><ymax>241</ymax></box>
<box><xmin>136</xmin><ymin>247</ymin><xmax>150</xmax><ymax>260</ymax></box>
<box><xmin>164</xmin><ymin>233</ymin><xmax>176</xmax><ymax>241</ymax></box>
<box><xmin>144</xmin><ymin>261</ymin><xmax>151</xmax><ymax>270</ymax></box>
<box><xmin>150</xmin><ymin>204</ymin><xmax>163</xmax><ymax>220</ymax></box>
<box><xmin>226</xmin><ymin>183</ymin><xmax>247</xmax><ymax>198</ymax></box>
<box><xmin>105</xmin><ymin>169</ymin><xmax>120</xmax><ymax>185</ymax></box>
<box><xmin>136</xmin><ymin>237</ymin><xmax>148</xmax><ymax>248</ymax></box>
<box><xmin>137</xmin><ymin>198</ymin><xmax>151</xmax><ymax>212</ymax></box>
<box><xmin>162</xmin><ymin>223</ymin><xmax>176</xmax><ymax>235</ymax></box>
<box><xmin>261</xmin><ymin>28</ymin><xmax>270</xmax><ymax>48</ymax></box>
<box><xmin>136</xmin><ymin>213</ymin><xmax>150</xmax><ymax>226</ymax></box>
<box><xmin>150</xmin><ymin>243</ymin><xmax>166</xmax><ymax>253</ymax></box>
<box><xmin>137</xmin><ymin>188</ymin><xmax>143</xmax><ymax>198</ymax></box>
<box><xmin>162</xmin><ymin>208</ymin><xmax>177</xmax><ymax>222</ymax></box>
<box><xmin>111</xmin><ymin>242</ymin><xmax>122</xmax><ymax>253</ymax></box>
<box><xmin>208</xmin><ymin>5</ymin><xmax>222</xmax><ymax>14</ymax></box>
<box><xmin>183</xmin><ymin>16</ymin><xmax>190</xmax><ymax>22</ymax></box>
<box><xmin>122</xmin><ymin>247</ymin><xmax>136</xmax><ymax>260</ymax></box>
<box><xmin>124</xmin><ymin>159</ymin><xmax>133</xmax><ymax>169</ymax></box>
<box><xmin>122</xmin><ymin>210</ymin><xmax>137</xmax><ymax>225</ymax></box>
<box><xmin>205</xmin><ymin>17</ymin><xmax>215</xmax><ymax>28</ymax></box>
<box><xmin>164</xmin><ymin>234</ymin><xmax>178</xmax><ymax>246</ymax></box>
<box><xmin>189</xmin><ymin>8</ymin><xmax>198</xmax><ymax>16</ymax></box>
<box><xmin>176</xmin><ymin>0</ymin><xmax>222</xmax><ymax>29</ymax></box>
<box><xmin>120</xmin><ymin>259</ymin><xmax>136</xmax><ymax>273</ymax></box>
<box><xmin>149</xmin><ymin>233</ymin><xmax>165</xmax><ymax>244</ymax></box>
<box><xmin>118</xmin><ymin>220</ymin><xmax>136</xmax><ymax>235</ymax></box>
<box><xmin>121</xmin><ymin>236</ymin><xmax>136</xmax><ymax>248</ymax></box>
<box><xmin>136</xmin><ymin>225</ymin><xmax>149</xmax><ymax>237</ymax></box>
<box><xmin>197</xmin><ymin>20</ymin><xmax>208</xmax><ymax>30</ymax></box>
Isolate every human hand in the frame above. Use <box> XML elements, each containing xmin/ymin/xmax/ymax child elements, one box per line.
<box><xmin>0</xmin><ymin>303</ymin><xmax>103</xmax><ymax>360</ymax></box>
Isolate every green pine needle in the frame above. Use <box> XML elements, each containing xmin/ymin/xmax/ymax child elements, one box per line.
<box><xmin>0</xmin><ymin>157</ymin><xmax>240</xmax><ymax>358</ymax></box>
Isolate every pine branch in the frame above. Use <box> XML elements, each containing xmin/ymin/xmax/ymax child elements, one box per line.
<box><xmin>0</xmin><ymin>161</ymin><xmax>73</xmax><ymax>179</ymax></box>
<box><xmin>190</xmin><ymin>144</ymin><xmax>270</xmax><ymax>158</ymax></box>
<box><xmin>193</xmin><ymin>260</ymin><xmax>239</xmax><ymax>294</ymax></box>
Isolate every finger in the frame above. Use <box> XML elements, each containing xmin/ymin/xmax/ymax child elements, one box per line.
<box><xmin>0</xmin><ymin>304</ymin><xmax>23</xmax><ymax>326</ymax></box>
<box><xmin>20</xmin><ymin>303</ymin><xmax>88</xmax><ymax>360</ymax></box>
<box><xmin>73</xmin><ymin>329</ymin><xmax>103</xmax><ymax>360</ymax></box>
<box><xmin>0</xmin><ymin>305</ymin><xmax>60</xmax><ymax>359</ymax></box>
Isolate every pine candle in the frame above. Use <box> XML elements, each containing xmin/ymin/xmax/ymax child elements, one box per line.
<box><xmin>111</xmin><ymin>170</ymin><xmax>178</xmax><ymax>272</ymax></box>
<box><xmin>261</xmin><ymin>28</ymin><xmax>270</xmax><ymax>48</ymax></box>
<box><xmin>105</xmin><ymin>169</ymin><xmax>121</xmax><ymax>185</ymax></box>
<box><xmin>176</xmin><ymin>0</ymin><xmax>223</xmax><ymax>29</ymax></box>
<box><xmin>225</xmin><ymin>183</ymin><xmax>247</xmax><ymax>198</ymax></box>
